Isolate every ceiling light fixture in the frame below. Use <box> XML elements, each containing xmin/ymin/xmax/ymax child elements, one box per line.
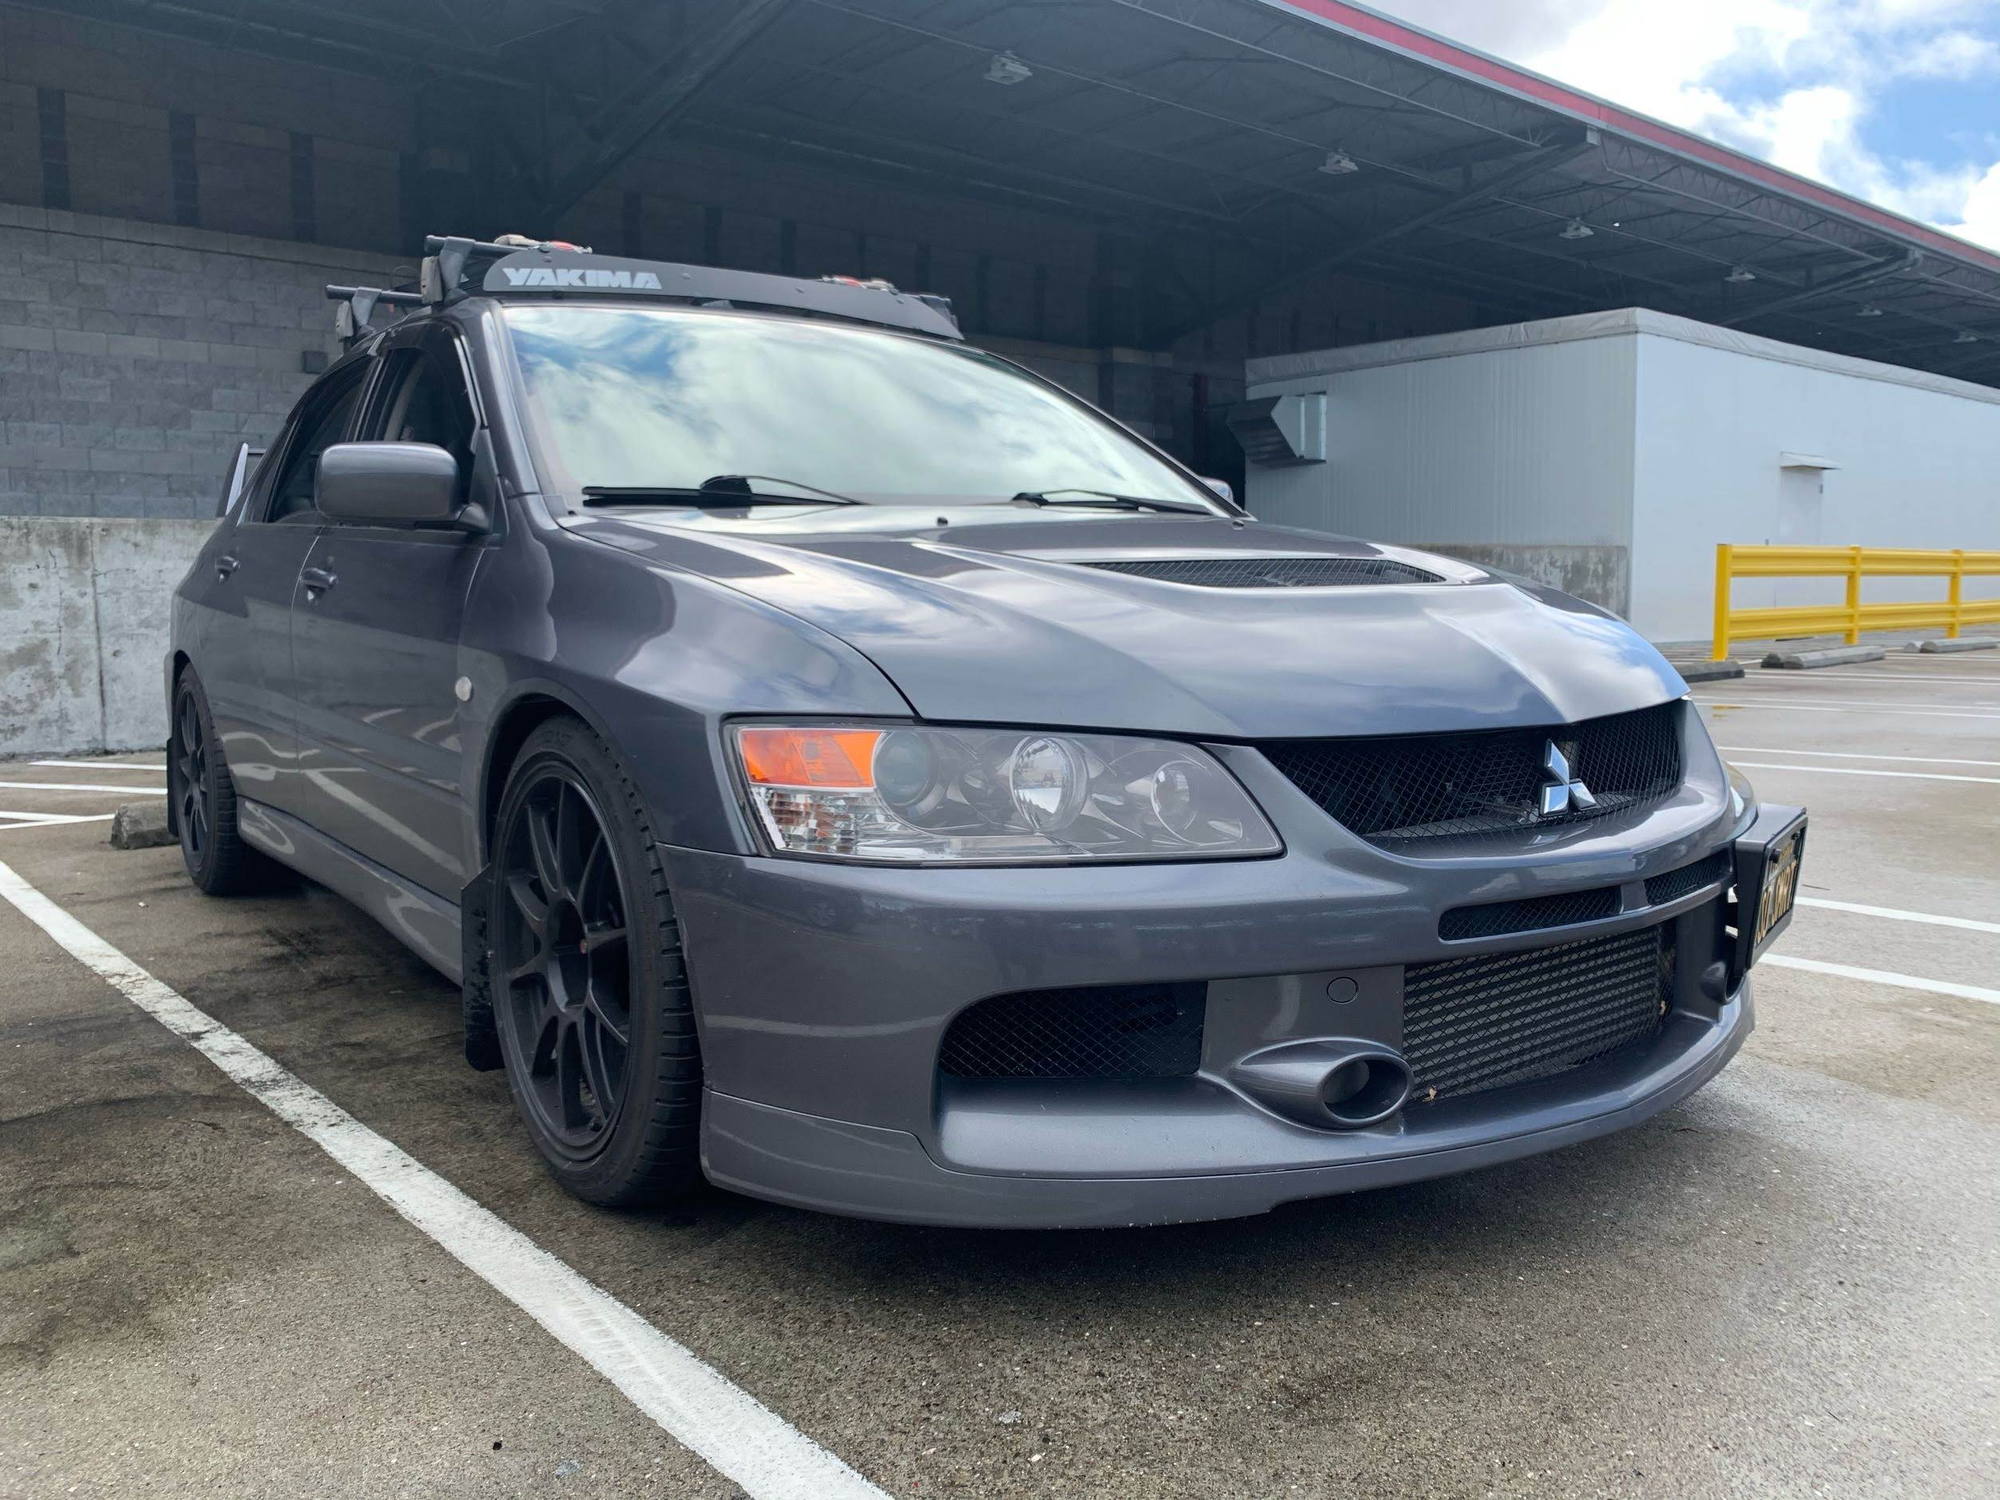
<box><xmin>984</xmin><ymin>51</ymin><xmax>1032</xmax><ymax>86</ymax></box>
<box><xmin>1318</xmin><ymin>150</ymin><xmax>1360</xmax><ymax>176</ymax></box>
<box><xmin>1725</xmin><ymin>265</ymin><xmax>1757</xmax><ymax>284</ymax></box>
<box><xmin>1559</xmin><ymin>219</ymin><xmax>1594</xmax><ymax>240</ymax></box>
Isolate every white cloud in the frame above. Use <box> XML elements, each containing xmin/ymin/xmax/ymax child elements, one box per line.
<box><xmin>1370</xmin><ymin>0</ymin><xmax>2000</xmax><ymax>250</ymax></box>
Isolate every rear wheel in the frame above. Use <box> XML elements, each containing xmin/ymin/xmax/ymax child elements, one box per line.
<box><xmin>491</xmin><ymin>718</ymin><xmax>701</xmax><ymax>1206</ymax></box>
<box><xmin>169</xmin><ymin>670</ymin><xmax>280</xmax><ymax>895</ymax></box>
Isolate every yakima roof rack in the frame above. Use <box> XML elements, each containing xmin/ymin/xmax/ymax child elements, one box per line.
<box><xmin>417</xmin><ymin>234</ymin><xmax>962</xmax><ymax>340</ymax></box>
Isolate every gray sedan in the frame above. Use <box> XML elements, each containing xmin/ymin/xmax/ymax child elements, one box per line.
<box><xmin>167</xmin><ymin>240</ymin><xmax>1804</xmax><ymax>1227</ymax></box>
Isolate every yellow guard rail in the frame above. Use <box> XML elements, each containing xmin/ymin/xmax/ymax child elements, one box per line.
<box><xmin>1711</xmin><ymin>545</ymin><xmax>2000</xmax><ymax>659</ymax></box>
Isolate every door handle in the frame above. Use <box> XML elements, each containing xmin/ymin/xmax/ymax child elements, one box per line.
<box><xmin>215</xmin><ymin>553</ymin><xmax>239</xmax><ymax>580</ymax></box>
<box><xmin>299</xmin><ymin>564</ymin><xmax>338</xmax><ymax>597</ymax></box>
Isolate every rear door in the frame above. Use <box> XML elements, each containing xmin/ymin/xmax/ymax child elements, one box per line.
<box><xmin>289</xmin><ymin>326</ymin><xmax>487</xmax><ymax>898</ymax></box>
<box><xmin>193</xmin><ymin>364</ymin><xmax>365</xmax><ymax>820</ymax></box>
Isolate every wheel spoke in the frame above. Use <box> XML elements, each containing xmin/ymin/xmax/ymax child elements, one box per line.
<box><xmin>583</xmin><ymin>983</ymin><xmax>630</xmax><ymax>1047</ymax></box>
<box><xmin>505</xmin><ymin>870</ymin><xmax>550</xmax><ymax>934</ymax></box>
<box><xmin>527</xmin><ymin>799</ymin><xmax>565</xmax><ymax>903</ymax></box>
<box><xmin>579</xmin><ymin>920</ymin><xmax>626</xmax><ymax>961</ymax></box>
<box><xmin>576</xmin><ymin>830</ymin><xmax>610</xmax><ymax>913</ymax></box>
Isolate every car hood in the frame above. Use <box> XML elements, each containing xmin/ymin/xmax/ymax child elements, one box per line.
<box><xmin>563</xmin><ymin>511</ymin><xmax>1687</xmax><ymax>738</ymax></box>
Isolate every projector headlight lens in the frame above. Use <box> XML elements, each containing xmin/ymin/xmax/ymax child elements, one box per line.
<box><xmin>731</xmin><ymin>724</ymin><xmax>1281</xmax><ymax>863</ymax></box>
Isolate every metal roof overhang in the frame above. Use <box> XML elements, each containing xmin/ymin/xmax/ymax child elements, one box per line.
<box><xmin>19</xmin><ymin>0</ymin><xmax>2000</xmax><ymax>385</ymax></box>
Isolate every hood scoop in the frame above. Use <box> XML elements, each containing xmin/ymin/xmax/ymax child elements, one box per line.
<box><xmin>1072</xmin><ymin>555</ymin><xmax>1445</xmax><ymax>588</ymax></box>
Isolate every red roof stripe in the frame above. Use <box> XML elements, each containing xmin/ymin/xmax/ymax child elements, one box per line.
<box><xmin>1268</xmin><ymin>0</ymin><xmax>2000</xmax><ymax>277</ymax></box>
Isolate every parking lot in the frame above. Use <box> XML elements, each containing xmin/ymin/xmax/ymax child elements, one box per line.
<box><xmin>1</xmin><ymin>653</ymin><xmax>1995</xmax><ymax>1500</ymax></box>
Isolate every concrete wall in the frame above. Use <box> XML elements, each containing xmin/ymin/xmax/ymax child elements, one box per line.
<box><xmin>1</xmin><ymin>515</ymin><xmax>212</xmax><ymax>755</ymax></box>
<box><xmin>0</xmin><ymin>202</ymin><xmax>397</xmax><ymax>519</ymax></box>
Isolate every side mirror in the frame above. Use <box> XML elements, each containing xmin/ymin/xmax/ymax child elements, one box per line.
<box><xmin>1200</xmin><ymin>477</ymin><xmax>1234</xmax><ymax>504</ymax></box>
<box><xmin>317</xmin><ymin>442</ymin><xmax>469</xmax><ymax>528</ymax></box>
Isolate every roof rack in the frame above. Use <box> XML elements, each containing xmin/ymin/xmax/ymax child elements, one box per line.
<box><xmin>325</xmin><ymin>284</ymin><xmax>426</xmax><ymax>347</ymax></box>
<box><xmin>417</xmin><ymin>234</ymin><xmax>962</xmax><ymax>340</ymax></box>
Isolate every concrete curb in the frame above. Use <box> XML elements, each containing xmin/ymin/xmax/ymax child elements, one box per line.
<box><xmin>1917</xmin><ymin>637</ymin><xmax>1999</xmax><ymax>654</ymax></box>
<box><xmin>108</xmin><ymin>802</ymin><xmax>174</xmax><ymax>850</ymax></box>
<box><xmin>1670</xmin><ymin>658</ymin><xmax>1746</xmax><ymax>682</ymax></box>
<box><xmin>1761</xmin><ymin>646</ymin><xmax>1887</xmax><ymax>669</ymax></box>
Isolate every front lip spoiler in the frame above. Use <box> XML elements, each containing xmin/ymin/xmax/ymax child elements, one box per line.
<box><xmin>699</xmin><ymin>978</ymin><xmax>1754</xmax><ymax>1229</ymax></box>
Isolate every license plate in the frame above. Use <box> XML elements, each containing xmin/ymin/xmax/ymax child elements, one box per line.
<box><xmin>1753</xmin><ymin>825</ymin><xmax>1804</xmax><ymax>954</ymax></box>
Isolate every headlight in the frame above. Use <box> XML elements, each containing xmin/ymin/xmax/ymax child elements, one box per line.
<box><xmin>732</xmin><ymin>724</ymin><xmax>1282</xmax><ymax>863</ymax></box>
<box><xmin>1723</xmin><ymin>759</ymin><xmax>1756</xmax><ymax>821</ymax></box>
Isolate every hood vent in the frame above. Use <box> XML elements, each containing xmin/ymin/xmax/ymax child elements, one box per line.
<box><xmin>1074</xmin><ymin>556</ymin><xmax>1444</xmax><ymax>588</ymax></box>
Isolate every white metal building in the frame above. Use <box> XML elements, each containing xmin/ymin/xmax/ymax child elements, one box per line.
<box><xmin>1242</xmin><ymin>308</ymin><xmax>2000</xmax><ymax>644</ymax></box>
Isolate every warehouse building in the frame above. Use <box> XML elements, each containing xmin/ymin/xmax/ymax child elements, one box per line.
<box><xmin>4</xmin><ymin>0</ymin><xmax>2000</xmax><ymax>749</ymax></box>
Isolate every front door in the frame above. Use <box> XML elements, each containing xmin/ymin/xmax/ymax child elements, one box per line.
<box><xmin>289</xmin><ymin>332</ymin><xmax>486</xmax><ymax>899</ymax></box>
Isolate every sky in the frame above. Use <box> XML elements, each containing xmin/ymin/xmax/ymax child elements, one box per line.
<box><xmin>1370</xmin><ymin>0</ymin><xmax>2000</xmax><ymax>251</ymax></box>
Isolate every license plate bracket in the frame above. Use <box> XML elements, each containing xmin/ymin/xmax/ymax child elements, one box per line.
<box><xmin>1732</xmin><ymin>805</ymin><xmax>1807</xmax><ymax>975</ymax></box>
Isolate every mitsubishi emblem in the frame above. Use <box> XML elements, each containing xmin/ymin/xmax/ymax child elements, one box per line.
<box><xmin>1538</xmin><ymin>740</ymin><xmax>1597</xmax><ymax>816</ymax></box>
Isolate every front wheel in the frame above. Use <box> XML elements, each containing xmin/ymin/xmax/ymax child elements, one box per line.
<box><xmin>490</xmin><ymin>718</ymin><xmax>701</xmax><ymax>1207</ymax></box>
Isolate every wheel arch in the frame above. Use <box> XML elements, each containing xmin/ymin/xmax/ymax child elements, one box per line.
<box><xmin>475</xmin><ymin>679</ymin><xmax>622</xmax><ymax>865</ymax></box>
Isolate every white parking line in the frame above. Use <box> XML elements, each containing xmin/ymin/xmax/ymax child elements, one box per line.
<box><xmin>0</xmin><ymin>860</ymin><xmax>892</xmax><ymax>1500</ymax></box>
<box><xmin>1796</xmin><ymin>897</ymin><xmax>2000</xmax><ymax>936</ymax></box>
<box><xmin>1695</xmin><ymin>700</ymin><xmax>2000</xmax><ymax>721</ymax></box>
<box><xmin>0</xmin><ymin>781</ymin><xmax>167</xmax><ymax>794</ymax></box>
<box><xmin>1717</xmin><ymin>745</ymin><xmax>2000</xmax><ymax>768</ymax></box>
<box><xmin>1763</xmin><ymin>954</ymin><xmax>2000</xmax><ymax>1008</ymax></box>
<box><xmin>1735</xmin><ymin>688</ymin><xmax>2000</xmax><ymax>708</ymax></box>
<box><xmin>1727</xmin><ymin>760</ymin><xmax>2000</xmax><ymax>785</ymax></box>
<box><xmin>30</xmin><ymin>759</ymin><xmax>166</xmax><ymax>772</ymax></box>
<box><xmin>0</xmin><ymin>812</ymin><xmax>115</xmax><ymax>831</ymax></box>
<box><xmin>1753</xmin><ymin>672</ymin><xmax>2000</xmax><ymax>687</ymax></box>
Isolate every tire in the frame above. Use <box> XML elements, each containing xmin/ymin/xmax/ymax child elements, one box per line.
<box><xmin>169</xmin><ymin>669</ymin><xmax>281</xmax><ymax>896</ymax></box>
<box><xmin>489</xmin><ymin>716</ymin><xmax>701</xmax><ymax>1207</ymax></box>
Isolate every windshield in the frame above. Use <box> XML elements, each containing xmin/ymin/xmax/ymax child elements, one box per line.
<box><xmin>503</xmin><ymin>305</ymin><xmax>1224</xmax><ymax>511</ymax></box>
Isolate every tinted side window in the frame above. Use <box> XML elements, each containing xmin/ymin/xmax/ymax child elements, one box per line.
<box><xmin>369</xmin><ymin>347</ymin><xmax>475</xmax><ymax>487</ymax></box>
<box><xmin>266</xmin><ymin>375</ymin><xmax>364</xmax><ymax>521</ymax></box>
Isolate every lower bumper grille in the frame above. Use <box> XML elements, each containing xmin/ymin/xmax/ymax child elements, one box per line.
<box><xmin>939</xmin><ymin>983</ymin><xmax>1205</xmax><ymax>1079</ymax></box>
<box><xmin>1403</xmin><ymin>925</ymin><xmax>1673</xmax><ymax>1100</ymax></box>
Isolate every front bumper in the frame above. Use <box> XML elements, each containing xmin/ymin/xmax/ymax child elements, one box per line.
<box><xmin>663</xmin><ymin>735</ymin><xmax>1781</xmax><ymax>1227</ymax></box>
<box><xmin>700</xmin><ymin>980</ymin><xmax>1750</xmax><ymax>1228</ymax></box>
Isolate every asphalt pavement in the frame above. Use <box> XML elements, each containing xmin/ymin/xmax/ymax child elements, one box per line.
<box><xmin>1</xmin><ymin>652</ymin><xmax>1995</xmax><ymax>1499</ymax></box>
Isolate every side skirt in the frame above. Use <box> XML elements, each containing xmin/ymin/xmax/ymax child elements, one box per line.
<box><xmin>236</xmin><ymin>798</ymin><xmax>463</xmax><ymax>984</ymax></box>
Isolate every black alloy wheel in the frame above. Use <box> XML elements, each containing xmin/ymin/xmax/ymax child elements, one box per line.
<box><xmin>489</xmin><ymin>717</ymin><xmax>701</xmax><ymax>1205</ymax></box>
<box><xmin>496</xmin><ymin>769</ymin><xmax>634</xmax><ymax>1156</ymax></box>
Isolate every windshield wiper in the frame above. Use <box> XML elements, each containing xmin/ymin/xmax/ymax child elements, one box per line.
<box><xmin>581</xmin><ymin>474</ymin><xmax>864</xmax><ymax>508</ymax></box>
<box><xmin>1011</xmin><ymin>488</ymin><xmax>1213</xmax><ymax>516</ymax></box>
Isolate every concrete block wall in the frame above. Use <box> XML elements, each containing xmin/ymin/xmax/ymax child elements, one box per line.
<box><xmin>1</xmin><ymin>516</ymin><xmax>213</xmax><ymax>755</ymax></box>
<box><xmin>0</xmin><ymin>203</ymin><xmax>398</xmax><ymax>518</ymax></box>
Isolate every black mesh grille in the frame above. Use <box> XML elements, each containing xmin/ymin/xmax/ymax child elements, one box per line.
<box><xmin>1263</xmin><ymin>701</ymin><xmax>1684</xmax><ymax>846</ymax></box>
<box><xmin>939</xmin><ymin>983</ymin><xmax>1205</xmax><ymax>1079</ymax></box>
<box><xmin>1403</xmin><ymin>925</ymin><xmax>1673</xmax><ymax>1100</ymax></box>
<box><xmin>1439</xmin><ymin>885</ymin><xmax>1622</xmax><ymax>941</ymax></box>
<box><xmin>1076</xmin><ymin>556</ymin><xmax>1443</xmax><ymax>588</ymax></box>
<box><xmin>1645</xmin><ymin>851</ymin><xmax>1732</xmax><ymax>907</ymax></box>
